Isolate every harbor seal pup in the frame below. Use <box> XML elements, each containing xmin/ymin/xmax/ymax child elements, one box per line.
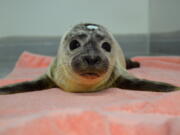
<box><xmin>0</xmin><ymin>23</ymin><xmax>179</xmax><ymax>94</ymax></box>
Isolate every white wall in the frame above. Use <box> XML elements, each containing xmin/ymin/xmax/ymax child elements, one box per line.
<box><xmin>0</xmin><ymin>0</ymin><xmax>148</xmax><ymax>37</ymax></box>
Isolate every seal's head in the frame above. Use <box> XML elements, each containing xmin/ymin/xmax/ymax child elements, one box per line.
<box><xmin>58</xmin><ymin>23</ymin><xmax>118</xmax><ymax>83</ymax></box>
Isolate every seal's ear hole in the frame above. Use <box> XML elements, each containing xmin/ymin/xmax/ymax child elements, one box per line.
<box><xmin>69</xmin><ymin>40</ymin><xmax>81</xmax><ymax>51</ymax></box>
<box><xmin>101</xmin><ymin>42</ymin><xmax>111</xmax><ymax>52</ymax></box>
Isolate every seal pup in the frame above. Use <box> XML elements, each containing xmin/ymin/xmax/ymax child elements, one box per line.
<box><xmin>0</xmin><ymin>23</ymin><xmax>179</xmax><ymax>94</ymax></box>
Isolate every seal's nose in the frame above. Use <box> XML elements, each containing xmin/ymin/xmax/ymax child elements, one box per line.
<box><xmin>82</xmin><ymin>55</ymin><xmax>101</xmax><ymax>66</ymax></box>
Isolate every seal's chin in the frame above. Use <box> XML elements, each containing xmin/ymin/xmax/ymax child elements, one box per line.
<box><xmin>80</xmin><ymin>72</ymin><xmax>100</xmax><ymax>79</ymax></box>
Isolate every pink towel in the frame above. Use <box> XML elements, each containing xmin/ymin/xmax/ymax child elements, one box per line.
<box><xmin>0</xmin><ymin>52</ymin><xmax>180</xmax><ymax>135</ymax></box>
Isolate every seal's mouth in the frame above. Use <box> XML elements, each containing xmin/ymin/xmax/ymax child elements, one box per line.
<box><xmin>80</xmin><ymin>72</ymin><xmax>100</xmax><ymax>79</ymax></box>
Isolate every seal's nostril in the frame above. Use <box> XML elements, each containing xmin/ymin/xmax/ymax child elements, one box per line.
<box><xmin>95</xmin><ymin>56</ymin><xmax>101</xmax><ymax>64</ymax></box>
<box><xmin>83</xmin><ymin>56</ymin><xmax>101</xmax><ymax>65</ymax></box>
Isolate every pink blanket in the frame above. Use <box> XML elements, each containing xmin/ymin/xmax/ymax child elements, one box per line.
<box><xmin>0</xmin><ymin>52</ymin><xmax>180</xmax><ymax>135</ymax></box>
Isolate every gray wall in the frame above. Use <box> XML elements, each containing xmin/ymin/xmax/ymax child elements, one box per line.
<box><xmin>150</xmin><ymin>0</ymin><xmax>180</xmax><ymax>33</ymax></box>
<box><xmin>149</xmin><ymin>0</ymin><xmax>180</xmax><ymax>55</ymax></box>
<box><xmin>0</xmin><ymin>0</ymin><xmax>149</xmax><ymax>37</ymax></box>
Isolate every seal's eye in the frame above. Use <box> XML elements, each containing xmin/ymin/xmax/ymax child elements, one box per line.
<box><xmin>69</xmin><ymin>40</ymin><xmax>81</xmax><ymax>51</ymax></box>
<box><xmin>101</xmin><ymin>42</ymin><xmax>111</xmax><ymax>52</ymax></box>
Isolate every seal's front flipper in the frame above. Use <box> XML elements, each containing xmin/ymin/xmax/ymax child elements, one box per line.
<box><xmin>0</xmin><ymin>75</ymin><xmax>57</xmax><ymax>95</ymax></box>
<box><xmin>125</xmin><ymin>58</ymin><xmax>140</xmax><ymax>69</ymax></box>
<box><xmin>114</xmin><ymin>76</ymin><xmax>178</xmax><ymax>92</ymax></box>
